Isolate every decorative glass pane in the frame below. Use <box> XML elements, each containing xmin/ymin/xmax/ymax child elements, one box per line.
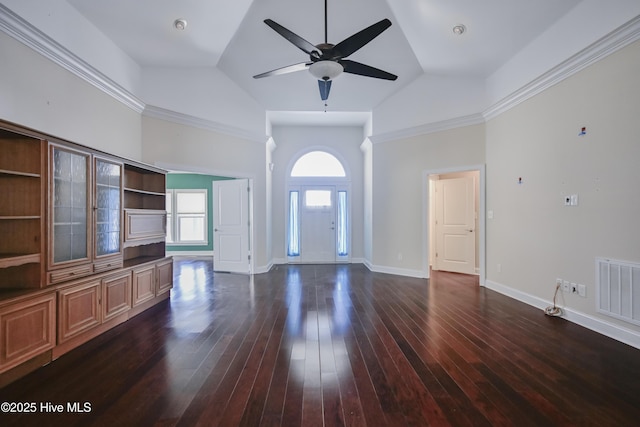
<box><xmin>95</xmin><ymin>159</ymin><xmax>121</xmax><ymax>256</ymax></box>
<box><xmin>288</xmin><ymin>191</ymin><xmax>300</xmax><ymax>256</ymax></box>
<box><xmin>52</xmin><ymin>148</ymin><xmax>88</xmax><ymax>263</ymax></box>
<box><xmin>337</xmin><ymin>191</ymin><xmax>348</xmax><ymax>256</ymax></box>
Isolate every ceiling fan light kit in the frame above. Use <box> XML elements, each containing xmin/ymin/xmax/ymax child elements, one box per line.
<box><xmin>253</xmin><ymin>0</ymin><xmax>397</xmax><ymax>103</ymax></box>
<box><xmin>309</xmin><ymin>60</ymin><xmax>343</xmax><ymax>81</ymax></box>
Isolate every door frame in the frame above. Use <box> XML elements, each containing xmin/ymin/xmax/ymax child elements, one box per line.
<box><xmin>422</xmin><ymin>165</ymin><xmax>485</xmax><ymax>285</ymax></box>
<box><xmin>286</xmin><ymin>181</ymin><xmax>351</xmax><ymax>264</ymax></box>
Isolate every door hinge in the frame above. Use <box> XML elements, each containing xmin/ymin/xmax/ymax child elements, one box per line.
<box><xmin>248</xmin><ymin>254</ymin><xmax>251</xmax><ymax>261</ymax></box>
<box><xmin>435</xmin><ymin>252</ymin><xmax>438</xmax><ymax>258</ymax></box>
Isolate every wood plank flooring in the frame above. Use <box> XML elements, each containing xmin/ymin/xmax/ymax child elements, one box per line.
<box><xmin>2</xmin><ymin>258</ymin><xmax>640</xmax><ymax>426</ymax></box>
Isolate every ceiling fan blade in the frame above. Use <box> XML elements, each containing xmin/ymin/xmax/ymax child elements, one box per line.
<box><xmin>318</xmin><ymin>80</ymin><xmax>332</xmax><ymax>101</ymax></box>
<box><xmin>263</xmin><ymin>19</ymin><xmax>320</xmax><ymax>57</ymax></box>
<box><xmin>340</xmin><ymin>59</ymin><xmax>397</xmax><ymax>80</ymax></box>
<box><xmin>253</xmin><ymin>62</ymin><xmax>312</xmax><ymax>79</ymax></box>
<box><xmin>331</xmin><ymin>19</ymin><xmax>392</xmax><ymax>59</ymax></box>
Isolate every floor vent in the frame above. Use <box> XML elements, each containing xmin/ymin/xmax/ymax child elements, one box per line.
<box><xmin>597</xmin><ymin>257</ymin><xmax>640</xmax><ymax>326</ymax></box>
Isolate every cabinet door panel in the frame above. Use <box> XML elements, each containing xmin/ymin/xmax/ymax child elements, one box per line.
<box><xmin>94</xmin><ymin>157</ymin><xmax>122</xmax><ymax>258</ymax></box>
<box><xmin>132</xmin><ymin>266</ymin><xmax>155</xmax><ymax>306</ymax></box>
<box><xmin>58</xmin><ymin>281</ymin><xmax>101</xmax><ymax>343</ymax></box>
<box><xmin>103</xmin><ymin>272</ymin><xmax>131</xmax><ymax>321</ymax></box>
<box><xmin>49</xmin><ymin>145</ymin><xmax>90</xmax><ymax>267</ymax></box>
<box><xmin>156</xmin><ymin>259</ymin><xmax>173</xmax><ymax>295</ymax></box>
<box><xmin>0</xmin><ymin>293</ymin><xmax>55</xmax><ymax>371</ymax></box>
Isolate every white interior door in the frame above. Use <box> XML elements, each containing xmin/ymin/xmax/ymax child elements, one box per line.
<box><xmin>301</xmin><ymin>186</ymin><xmax>335</xmax><ymax>263</ymax></box>
<box><xmin>213</xmin><ymin>179</ymin><xmax>250</xmax><ymax>273</ymax></box>
<box><xmin>434</xmin><ymin>177</ymin><xmax>476</xmax><ymax>274</ymax></box>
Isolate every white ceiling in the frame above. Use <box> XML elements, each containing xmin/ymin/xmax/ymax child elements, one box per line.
<box><xmin>64</xmin><ymin>0</ymin><xmax>581</xmax><ymax>113</ymax></box>
<box><xmin>4</xmin><ymin>0</ymin><xmax>638</xmax><ymax>131</ymax></box>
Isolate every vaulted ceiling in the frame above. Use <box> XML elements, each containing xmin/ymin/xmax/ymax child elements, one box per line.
<box><xmin>3</xmin><ymin>1</ymin><xmax>639</xmax><ymax>133</ymax></box>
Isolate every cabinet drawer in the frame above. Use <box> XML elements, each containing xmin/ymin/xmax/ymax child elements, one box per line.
<box><xmin>48</xmin><ymin>264</ymin><xmax>93</xmax><ymax>284</ymax></box>
<box><xmin>93</xmin><ymin>257</ymin><xmax>123</xmax><ymax>274</ymax></box>
<box><xmin>0</xmin><ymin>293</ymin><xmax>56</xmax><ymax>372</ymax></box>
<box><xmin>124</xmin><ymin>209</ymin><xmax>166</xmax><ymax>243</ymax></box>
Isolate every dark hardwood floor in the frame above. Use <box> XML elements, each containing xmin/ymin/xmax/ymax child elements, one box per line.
<box><xmin>2</xmin><ymin>258</ymin><xmax>640</xmax><ymax>426</ymax></box>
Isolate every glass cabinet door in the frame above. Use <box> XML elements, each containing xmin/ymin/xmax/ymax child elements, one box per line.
<box><xmin>51</xmin><ymin>145</ymin><xmax>90</xmax><ymax>265</ymax></box>
<box><xmin>94</xmin><ymin>157</ymin><xmax>122</xmax><ymax>257</ymax></box>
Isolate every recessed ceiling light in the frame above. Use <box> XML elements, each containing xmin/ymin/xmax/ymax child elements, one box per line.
<box><xmin>174</xmin><ymin>19</ymin><xmax>187</xmax><ymax>31</ymax></box>
<box><xmin>452</xmin><ymin>24</ymin><xmax>466</xmax><ymax>35</ymax></box>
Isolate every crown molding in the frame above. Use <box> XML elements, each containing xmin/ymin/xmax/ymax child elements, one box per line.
<box><xmin>142</xmin><ymin>105</ymin><xmax>267</xmax><ymax>143</ymax></box>
<box><xmin>370</xmin><ymin>113</ymin><xmax>485</xmax><ymax>144</ymax></box>
<box><xmin>0</xmin><ymin>4</ymin><xmax>145</xmax><ymax>113</ymax></box>
<box><xmin>484</xmin><ymin>14</ymin><xmax>640</xmax><ymax>121</ymax></box>
<box><xmin>3</xmin><ymin>3</ymin><xmax>639</xmax><ymax>140</ymax></box>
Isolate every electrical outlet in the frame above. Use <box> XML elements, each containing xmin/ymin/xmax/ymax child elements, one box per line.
<box><xmin>562</xmin><ymin>280</ymin><xmax>570</xmax><ymax>293</ymax></box>
<box><xmin>556</xmin><ymin>278</ymin><xmax>562</xmax><ymax>289</ymax></box>
<box><xmin>571</xmin><ymin>283</ymin><xmax>578</xmax><ymax>293</ymax></box>
<box><xmin>578</xmin><ymin>284</ymin><xmax>586</xmax><ymax>297</ymax></box>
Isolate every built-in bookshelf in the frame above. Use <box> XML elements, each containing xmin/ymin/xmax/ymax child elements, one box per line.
<box><xmin>123</xmin><ymin>164</ymin><xmax>167</xmax><ymax>267</ymax></box>
<box><xmin>0</xmin><ymin>128</ymin><xmax>45</xmax><ymax>288</ymax></box>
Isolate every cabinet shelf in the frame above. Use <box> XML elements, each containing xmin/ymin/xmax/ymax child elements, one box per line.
<box><xmin>0</xmin><ymin>253</ymin><xmax>41</xmax><ymax>269</ymax></box>
<box><xmin>0</xmin><ymin>216</ymin><xmax>41</xmax><ymax>220</ymax></box>
<box><xmin>0</xmin><ymin>169</ymin><xmax>40</xmax><ymax>178</ymax></box>
<box><xmin>124</xmin><ymin>187</ymin><xmax>165</xmax><ymax>197</ymax></box>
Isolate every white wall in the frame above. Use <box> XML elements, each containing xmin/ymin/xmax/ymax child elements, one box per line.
<box><xmin>485</xmin><ymin>39</ymin><xmax>640</xmax><ymax>339</ymax></box>
<box><xmin>0</xmin><ymin>31</ymin><xmax>142</xmax><ymax>159</ymax></box>
<box><xmin>270</xmin><ymin>125</ymin><xmax>366</xmax><ymax>262</ymax></box>
<box><xmin>371</xmin><ymin>124</ymin><xmax>485</xmax><ymax>276</ymax></box>
<box><xmin>140</xmin><ymin>116</ymin><xmax>270</xmax><ymax>271</ymax></box>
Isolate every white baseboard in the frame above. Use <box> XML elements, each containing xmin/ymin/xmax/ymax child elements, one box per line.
<box><xmin>166</xmin><ymin>251</ymin><xmax>213</xmax><ymax>257</ymax></box>
<box><xmin>485</xmin><ymin>280</ymin><xmax>640</xmax><ymax>350</ymax></box>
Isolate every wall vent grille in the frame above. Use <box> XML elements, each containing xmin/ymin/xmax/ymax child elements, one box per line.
<box><xmin>597</xmin><ymin>257</ymin><xmax>640</xmax><ymax>326</ymax></box>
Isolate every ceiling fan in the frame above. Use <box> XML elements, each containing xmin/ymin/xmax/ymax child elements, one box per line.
<box><xmin>253</xmin><ymin>0</ymin><xmax>397</xmax><ymax>102</ymax></box>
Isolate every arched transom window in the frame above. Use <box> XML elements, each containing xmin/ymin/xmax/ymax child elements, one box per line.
<box><xmin>290</xmin><ymin>150</ymin><xmax>346</xmax><ymax>177</ymax></box>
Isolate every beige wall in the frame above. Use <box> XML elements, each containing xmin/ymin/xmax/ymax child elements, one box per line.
<box><xmin>371</xmin><ymin>124</ymin><xmax>486</xmax><ymax>275</ymax></box>
<box><xmin>485</xmin><ymin>39</ymin><xmax>640</xmax><ymax>335</ymax></box>
<box><xmin>0</xmin><ymin>32</ymin><xmax>142</xmax><ymax>160</ymax></box>
<box><xmin>141</xmin><ymin>116</ymin><xmax>269</xmax><ymax>271</ymax></box>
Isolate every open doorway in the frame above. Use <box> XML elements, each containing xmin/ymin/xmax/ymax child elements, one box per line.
<box><xmin>423</xmin><ymin>166</ymin><xmax>485</xmax><ymax>284</ymax></box>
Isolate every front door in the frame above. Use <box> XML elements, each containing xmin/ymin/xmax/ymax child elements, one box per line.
<box><xmin>300</xmin><ymin>186</ymin><xmax>336</xmax><ymax>263</ymax></box>
<box><xmin>213</xmin><ymin>179</ymin><xmax>251</xmax><ymax>273</ymax></box>
<box><xmin>434</xmin><ymin>177</ymin><xmax>476</xmax><ymax>274</ymax></box>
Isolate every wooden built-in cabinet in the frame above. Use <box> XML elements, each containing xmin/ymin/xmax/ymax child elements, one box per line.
<box><xmin>0</xmin><ymin>120</ymin><xmax>172</xmax><ymax>382</ymax></box>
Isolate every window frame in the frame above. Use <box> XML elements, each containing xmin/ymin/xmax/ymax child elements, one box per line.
<box><xmin>166</xmin><ymin>189</ymin><xmax>208</xmax><ymax>245</ymax></box>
